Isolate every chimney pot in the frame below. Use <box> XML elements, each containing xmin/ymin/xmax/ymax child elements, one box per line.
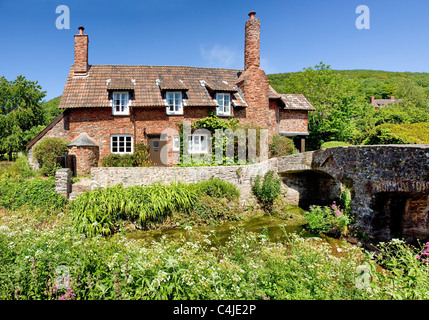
<box><xmin>248</xmin><ymin>11</ymin><xmax>256</xmax><ymax>19</ymax></box>
<box><xmin>78</xmin><ymin>26</ymin><xmax>84</xmax><ymax>35</ymax></box>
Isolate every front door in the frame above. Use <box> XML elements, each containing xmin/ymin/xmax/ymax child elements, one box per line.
<box><xmin>147</xmin><ymin>134</ymin><xmax>167</xmax><ymax>167</ymax></box>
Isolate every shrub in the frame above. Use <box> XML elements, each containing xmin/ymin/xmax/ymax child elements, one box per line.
<box><xmin>304</xmin><ymin>202</ymin><xmax>351</xmax><ymax>237</ymax></box>
<box><xmin>363</xmin><ymin>123</ymin><xmax>429</xmax><ymax>145</ymax></box>
<box><xmin>133</xmin><ymin>143</ymin><xmax>152</xmax><ymax>167</ymax></box>
<box><xmin>101</xmin><ymin>154</ymin><xmax>135</xmax><ymax>167</ymax></box>
<box><xmin>101</xmin><ymin>143</ymin><xmax>152</xmax><ymax>167</ymax></box>
<box><xmin>192</xmin><ymin>177</ymin><xmax>240</xmax><ymax>201</ymax></box>
<box><xmin>70</xmin><ymin>183</ymin><xmax>197</xmax><ymax>236</ymax></box>
<box><xmin>0</xmin><ymin>176</ymin><xmax>67</xmax><ymax>213</ymax></box>
<box><xmin>193</xmin><ymin>196</ymin><xmax>237</xmax><ymax>224</ymax></box>
<box><xmin>252</xmin><ymin>170</ymin><xmax>282</xmax><ymax>211</ymax></box>
<box><xmin>320</xmin><ymin>141</ymin><xmax>352</xmax><ymax>149</ymax></box>
<box><xmin>0</xmin><ymin>156</ymin><xmax>36</xmax><ymax>178</ymax></box>
<box><xmin>33</xmin><ymin>137</ymin><xmax>69</xmax><ymax>176</ymax></box>
<box><xmin>269</xmin><ymin>135</ymin><xmax>296</xmax><ymax>157</ymax></box>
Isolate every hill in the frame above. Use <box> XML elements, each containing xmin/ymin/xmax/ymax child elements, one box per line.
<box><xmin>41</xmin><ymin>96</ymin><xmax>62</xmax><ymax>125</ymax></box>
<box><xmin>268</xmin><ymin>69</ymin><xmax>429</xmax><ymax>102</ymax></box>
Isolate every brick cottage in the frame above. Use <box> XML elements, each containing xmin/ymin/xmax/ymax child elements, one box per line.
<box><xmin>27</xmin><ymin>11</ymin><xmax>315</xmax><ymax>174</ymax></box>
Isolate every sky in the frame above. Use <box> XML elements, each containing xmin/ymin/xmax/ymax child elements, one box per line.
<box><xmin>1</xmin><ymin>0</ymin><xmax>429</xmax><ymax>101</ymax></box>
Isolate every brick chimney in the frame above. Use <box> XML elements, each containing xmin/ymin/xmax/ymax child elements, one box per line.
<box><xmin>237</xmin><ymin>12</ymin><xmax>271</xmax><ymax>132</ymax></box>
<box><xmin>244</xmin><ymin>11</ymin><xmax>260</xmax><ymax>70</ymax></box>
<box><xmin>390</xmin><ymin>95</ymin><xmax>395</xmax><ymax>100</ymax></box>
<box><xmin>73</xmin><ymin>26</ymin><xmax>89</xmax><ymax>75</ymax></box>
<box><xmin>370</xmin><ymin>96</ymin><xmax>375</xmax><ymax>103</ymax></box>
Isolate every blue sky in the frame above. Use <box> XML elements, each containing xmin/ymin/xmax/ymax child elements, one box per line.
<box><xmin>1</xmin><ymin>0</ymin><xmax>429</xmax><ymax>101</ymax></box>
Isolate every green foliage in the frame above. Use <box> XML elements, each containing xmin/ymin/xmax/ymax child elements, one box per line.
<box><xmin>363</xmin><ymin>123</ymin><xmax>429</xmax><ymax>145</ymax></box>
<box><xmin>33</xmin><ymin>137</ymin><xmax>69</xmax><ymax>176</ymax></box>
<box><xmin>190</xmin><ymin>177</ymin><xmax>240</xmax><ymax>201</ymax></box>
<box><xmin>70</xmin><ymin>183</ymin><xmax>197</xmax><ymax>236</ymax></box>
<box><xmin>192</xmin><ymin>196</ymin><xmax>238</xmax><ymax>224</ymax></box>
<box><xmin>7</xmin><ymin>156</ymin><xmax>36</xmax><ymax>178</ymax></box>
<box><xmin>101</xmin><ymin>143</ymin><xmax>152</xmax><ymax>167</ymax></box>
<box><xmin>269</xmin><ymin>135</ymin><xmax>296</xmax><ymax>157</ymax></box>
<box><xmin>0</xmin><ymin>75</ymin><xmax>46</xmax><ymax>157</ymax></box>
<box><xmin>0</xmin><ymin>176</ymin><xmax>67</xmax><ymax>213</ymax></box>
<box><xmin>304</xmin><ymin>202</ymin><xmax>351</xmax><ymax>237</ymax></box>
<box><xmin>268</xmin><ymin>65</ymin><xmax>429</xmax><ymax>149</ymax></box>
<box><xmin>373</xmin><ymin>239</ymin><xmax>429</xmax><ymax>299</ymax></box>
<box><xmin>3</xmin><ymin>220</ymin><xmax>429</xmax><ymax>300</ymax></box>
<box><xmin>269</xmin><ymin>63</ymin><xmax>370</xmax><ymax>149</ymax></box>
<box><xmin>70</xmin><ymin>178</ymin><xmax>241</xmax><ymax>237</ymax></box>
<box><xmin>252</xmin><ymin>170</ymin><xmax>282</xmax><ymax>210</ymax></box>
<box><xmin>179</xmin><ymin>114</ymin><xmax>245</xmax><ymax>166</ymax></box>
<box><xmin>320</xmin><ymin>141</ymin><xmax>352</xmax><ymax>148</ymax></box>
<box><xmin>41</xmin><ymin>96</ymin><xmax>62</xmax><ymax>125</ymax></box>
<box><xmin>101</xmin><ymin>154</ymin><xmax>135</xmax><ymax>167</ymax></box>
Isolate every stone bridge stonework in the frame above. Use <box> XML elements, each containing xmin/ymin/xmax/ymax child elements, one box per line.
<box><xmin>60</xmin><ymin>144</ymin><xmax>428</xmax><ymax>243</ymax></box>
<box><xmin>277</xmin><ymin>145</ymin><xmax>429</xmax><ymax>243</ymax></box>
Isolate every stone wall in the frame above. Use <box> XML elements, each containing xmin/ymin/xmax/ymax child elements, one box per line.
<box><xmin>278</xmin><ymin>145</ymin><xmax>429</xmax><ymax>243</ymax></box>
<box><xmin>55</xmin><ymin>168</ymin><xmax>72</xmax><ymax>198</ymax></box>
<box><xmin>90</xmin><ymin>158</ymin><xmax>278</xmax><ymax>203</ymax></box>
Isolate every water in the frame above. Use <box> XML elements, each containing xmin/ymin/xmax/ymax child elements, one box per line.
<box><xmin>124</xmin><ymin>206</ymin><xmax>318</xmax><ymax>246</ymax></box>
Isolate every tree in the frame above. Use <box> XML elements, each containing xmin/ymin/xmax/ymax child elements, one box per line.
<box><xmin>273</xmin><ymin>62</ymin><xmax>372</xmax><ymax>149</ymax></box>
<box><xmin>0</xmin><ymin>75</ymin><xmax>46</xmax><ymax>159</ymax></box>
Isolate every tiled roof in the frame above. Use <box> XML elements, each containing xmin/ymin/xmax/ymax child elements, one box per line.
<box><xmin>279</xmin><ymin>94</ymin><xmax>316</xmax><ymax>111</ymax></box>
<box><xmin>58</xmin><ymin>65</ymin><xmax>247</xmax><ymax>109</ymax></box>
<box><xmin>370</xmin><ymin>99</ymin><xmax>403</xmax><ymax>107</ymax></box>
<box><xmin>67</xmin><ymin>133</ymin><xmax>99</xmax><ymax>147</ymax></box>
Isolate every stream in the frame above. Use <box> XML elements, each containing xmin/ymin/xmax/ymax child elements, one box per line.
<box><xmin>124</xmin><ymin>206</ymin><xmax>344</xmax><ymax>248</ymax></box>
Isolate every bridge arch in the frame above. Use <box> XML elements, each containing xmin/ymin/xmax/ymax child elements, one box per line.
<box><xmin>276</xmin><ymin>145</ymin><xmax>429</xmax><ymax>243</ymax></box>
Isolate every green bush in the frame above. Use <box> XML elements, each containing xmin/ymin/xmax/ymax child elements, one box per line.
<box><xmin>304</xmin><ymin>202</ymin><xmax>351</xmax><ymax>237</ymax></box>
<box><xmin>101</xmin><ymin>143</ymin><xmax>152</xmax><ymax>167</ymax></box>
<box><xmin>70</xmin><ymin>179</ymin><xmax>241</xmax><ymax>237</ymax></box>
<box><xmin>0</xmin><ymin>156</ymin><xmax>36</xmax><ymax>178</ymax></box>
<box><xmin>0</xmin><ymin>176</ymin><xmax>67</xmax><ymax>213</ymax></box>
<box><xmin>363</xmin><ymin>123</ymin><xmax>429</xmax><ymax>145</ymax></box>
<box><xmin>269</xmin><ymin>135</ymin><xmax>296</xmax><ymax>157</ymax></box>
<box><xmin>192</xmin><ymin>177</ymin><xmax>240</xmax><ymax>201</ymax></box>
<box><xmin>33</xmin><ymin>137</ymin><xmax>69</xmax><ymax>176</ymax></box>
<box><xmin>193</xmin><ymin>196</ymin><xmax>238</xmax><ymax>224</ymax></box>
<box><xmin>252</xmin><ymin>170</ymin><xmax>282</xmax><ymax>211</ymax></box>
<box><xmin>320</xmin><ymin>141</ymin><xmax>352</xmax><ymax>149</ymax></box>
<box><xmin>101</xmin><ymin>154</ymin><xmax>135</xmax><ymax>167</ymax></box>
<box><xmin>70</xmin><ymin>183</ymin><xmax>197</xmax><ymax>236</ymax></box>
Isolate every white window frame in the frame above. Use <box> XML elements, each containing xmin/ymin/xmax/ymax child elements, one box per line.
<box><xmin>112</xmin><ymin>91</ymin><xmax>130</xmax><ymax>115</ymax></box>
<box><xmin>188</xmin><ymin>134</ymin><xmax>208</xmax><ymax>154</ymax></box>
<box><xmin>172</xmin><ymin>135</ymin><xmax>180</xmax><ymax>152</ymax></box>
<box><xmin>111</xmin><ymin>134</ymin><xmax>133</xmax><ymax>154</ymax></box>
<box><xmin>165</xmin><ymin>91</ymin><xmax>183</xmax><ymax>115</ymax></box>
<box><xmin>215</xmin><ymin>92</ymin><xmax>231</xmax><ymax>116</ymax></box>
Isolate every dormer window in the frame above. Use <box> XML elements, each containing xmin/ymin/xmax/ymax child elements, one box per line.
<box><xmin>112</xmin><ymin>92</ymin><xmax>130</xmax><ymax>115</ymax></box>
<box><xmin>166</xmin><ymin>92</ymin><xmax>183</xmax><ymax>115</ymax></box>
<box><xmin>215</xmin><ymin>93</ymin><xmax>231</xmax><ymax>116</ymax></box>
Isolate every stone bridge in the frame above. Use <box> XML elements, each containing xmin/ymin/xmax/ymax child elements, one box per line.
<box><xmin>61</xmin><ymin>144</ymin><xmax>429</xmax><ymax>243</ymax></box>
<box><xmin>277</xmin><ymin>145</ymin><xmax>429</xmax><ymax>243</ymax></box>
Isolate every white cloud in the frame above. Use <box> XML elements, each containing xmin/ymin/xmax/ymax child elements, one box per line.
<box><xmin>200</xmin><ymin>45</ymin><xmax>241</xmax><ymax>68</ymax></box>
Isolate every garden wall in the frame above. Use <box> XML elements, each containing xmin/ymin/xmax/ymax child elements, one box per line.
<box><xmin>89</xmin><ymin>159</ymin><xmax>279</xmax><ymax>203</ymax></box>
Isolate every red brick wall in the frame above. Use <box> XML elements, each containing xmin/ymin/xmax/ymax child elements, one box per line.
<box><xmin>73</xmin><ymin>33</ymin><xmax>88</xmax><ymax>74</ymax></box>
<box><xmin>68</xmin><ymin>146</ymin><xmax>99</xmax><ymax>175</ymax></box>
<box><xmin>278</xmin><ymin>109</ymin><xmax>309</xmax><ymax>133</ymax></box>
